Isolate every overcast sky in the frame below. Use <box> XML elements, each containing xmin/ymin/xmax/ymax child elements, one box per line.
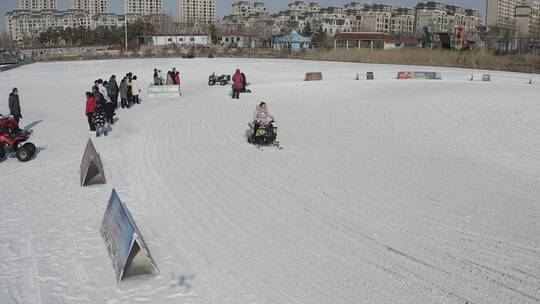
<box><xmin>1</xmin><ymin>0</ymin><xmax>486</xmax><ymax>31</ymax></box>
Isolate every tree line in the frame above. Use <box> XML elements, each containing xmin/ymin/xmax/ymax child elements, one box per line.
<box><xmin>38</xmin><ymin>20</ymin><xmax>155</xmax><ymax>47</ymax></box>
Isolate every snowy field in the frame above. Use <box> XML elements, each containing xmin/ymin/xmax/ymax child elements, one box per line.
<box><xmin>1</xmin><ymin>58</ymin><xmax>539</xmax><ymax>304</ymax></box>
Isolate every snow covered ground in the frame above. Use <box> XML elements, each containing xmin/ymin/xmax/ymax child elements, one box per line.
<box><xmin>1</xmin><ymin>58</ymin><xmax>539</xmax><ymax>304</ymax></box>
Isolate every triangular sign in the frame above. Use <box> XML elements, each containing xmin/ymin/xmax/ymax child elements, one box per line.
<box><xmin>101</xmin><ymin>189</ymin><xmax>158</xmax><ymax>282</ymax></box>
<box><xmin>80</xmin><ymin>138</ymin><xmax>106</xmax><ymax>186</ymax></box>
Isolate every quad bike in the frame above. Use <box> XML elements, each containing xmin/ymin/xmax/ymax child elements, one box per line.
<box><xmin>247</xmin><ymin>121</ymin><xmax>282</xmax><ymax>149</ymax></box>
<box><xmin>0</xmin><ymin>115</ymin><xmax>36</xmax><ymax>162</ymax></box>
<box><xmin>209</xmin><ymin>73</ymin><xmax>230</xmax><ymax>86</ymax></box>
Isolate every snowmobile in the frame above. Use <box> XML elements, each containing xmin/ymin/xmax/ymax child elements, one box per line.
<box><xmin>208</xmin><ymin>73</ymin><xmax>230</xmax><ymax>86</ymax></box>
<box><xmin>247</xmin><ymin>121</ymin><xmax>282</xmax><ymax>149</ymax></box>
<box><xmin>0</xmin><ymin>115</ymin><xmax>36</xmax><ymax>162</ymax></box>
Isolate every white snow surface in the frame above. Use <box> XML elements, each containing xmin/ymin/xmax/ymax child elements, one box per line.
<box><xmin>1</xmin><ymin>58</ymin><xmax>539</xmax><ymax>304</ymax></box>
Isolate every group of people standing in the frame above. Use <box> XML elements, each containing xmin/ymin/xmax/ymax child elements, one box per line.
<box><xmin>85</xmin><ymin>72</ymin><xmax>141</xmax><ymax>137</ymax></box>
<box><xmin>153</xmin><ymin>68</ymin><xmax>181</xmax><ymax>86</ymax></box>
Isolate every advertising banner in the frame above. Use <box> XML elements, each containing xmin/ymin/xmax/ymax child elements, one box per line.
<box><xmin>100</xmin><ymin>189</ymin><xmax>158</xmax><ymax>282</ymax></box>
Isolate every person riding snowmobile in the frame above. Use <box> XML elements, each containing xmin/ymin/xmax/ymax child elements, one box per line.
<box><xmin>250</xmin><ymin>102</ymin><xmax>277</xmax><ymax>146</ymax></box>
<box><xmin>253</xmin><ymin>102</ymin><xmax>274</xmax><ymax>126</ymax></box>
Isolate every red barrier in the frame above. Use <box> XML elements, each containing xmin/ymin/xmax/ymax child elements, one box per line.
<box><xmin>305</xmin><ymin>72</ymin><xmax>323</xmax><ymax>81</ymax></box>
<box><xmin>397</xmin><ymin>71</ymin><xmax>412</xmax><ymax>79</ymax></box>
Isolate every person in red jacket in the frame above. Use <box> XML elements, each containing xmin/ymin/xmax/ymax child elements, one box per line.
<box><xmin>85</xmin><ymin>91</ymin><xmax>96</xmax><ymax>131</ymax></box>
<box><xmin>232</xmin><ymin>69</ymin><xmax>243</xmax><ymax>99</ymax></box>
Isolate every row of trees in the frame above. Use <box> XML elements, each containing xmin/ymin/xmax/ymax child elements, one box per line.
<box><xmin>37</xmin><ymin>20</ymin><xmax>155</xmax><ymax>47</ymax></box>
<box><xmin>302</xmin><ymin>23</ymin><xmax>329</xmax><ymax>46</ymax></box>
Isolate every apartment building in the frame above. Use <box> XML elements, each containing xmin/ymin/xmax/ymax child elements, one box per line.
<box><xmin>71</xmin><ymin>0</ymin><xmax>107</xmax><ymax>16</ymax></box>
<box><xmin>485</xmin><ymin>0</ymin><xmax>540</xmax><ymax>38</ymax></box>
<box><xmin>464</xmin><ymin>9</ymin><xmax>483</xmax><ymax>32</ymax></box>
<box><xmin>288</xmin><ymin>1</ymin><xmax>309</xmax><ymax>12</ymax></box>
<box><xmin>5</xmin><ymin>9</ymin><xmax>162</xmax><ymax>42</ymax></box>
<box><xmin>515</xmin><ymin>1</ymin><xmax>540</xmax><ymax>36</ymax></box>
<box><xmin>127</xmin><ymin>0</ymin><xmax>162</xmax><ymax>15</ymax></box>
<box><xmin>308</xmin><ymin>3</ymin><xmax>321</xmax><ymax>13</ymax></box>
<box><xmin>391</xmin><ymin>8</ymin><xmax>415</xmax><ymax>36</ymax></box>
<box><xmin>177</xmin><ymin>0</ymin><xmax>215</xmax><ymax>24</ymax></box>
<box><xmin>445</xmin><ymin>4</ymin><xmax>466</xmax><ymax>30</ymax></box>
<box><xmin>222</xmin><ymin>0</ymin><xmax>483</xmax><ymax>38</ymax></box>
<box><xmin>415</xmin><ymin>1</ymin><xmax>448</xmax><ymax>33</ymax></box>
<box><xmin>232</xmin><ymin>1</ymin><xmax>253</xmax><ymax>17</ymax></box>
<box><xmin>319</xmin><ymin>7</ymin><xmax>346</xmax><ymax>19</ymax></box>
<box><xmin>232</xmin><ymin>1</ymin><xmax>268</xmax><ymax>17</ymax></box>
<box><xmin>6</xmin><ymin>9</ymin><xmax>91</xmax><ymax>41</ymax></box>
<box><xmin>486</xmin><ymin>0</ymin><xmax>523</xmax><ymax>28</ymax></box>
<box><xmin>19</xmin><ymin>0</ymin><xmax>57</xmax><ymax>11</ymax></box>
<box><xmin>344</xmin><ymin>2</ymin><xmax>364</xmax><ymax>13</ymax></box>
<box><xmin>361</xmin><ymin>4</ymin><xmax>392</xmax><ymax>33</ymax></box>
<box><xmin>254</xmin><ymin>3</ymin><xmax>269</xmax><ymax>15</ymax></box>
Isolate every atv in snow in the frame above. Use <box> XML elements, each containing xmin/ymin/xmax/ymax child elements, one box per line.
<box><xmin>247</xmin><ymin>121</ymin><xmax>282</xmax><ymax>149</ymax></box>
<box><xmin>208</xmin><ymin>73</ymin><xmax>230</xmax><ymax>86</ymax></box>
<box><xmin>0</xmin><ymin>115</ymin><xmax>36</xmax><ymax>162</ymax></box>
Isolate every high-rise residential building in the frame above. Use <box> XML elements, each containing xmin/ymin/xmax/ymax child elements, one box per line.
<box><xmin>515</xmin><ymin>1</ymin><xmax>540</xmax><ymax>36</ymax></box>
<box><xmin>485</xmin><ymin>0</ymin><xmax>523</xmax><ymax>28</ymax></box>
<box><xmin>127</xmin><ymin>0</ymin><xmax>162</xmax><ymax>15</ymax></box>
<box><xmin>177</xmin><ymin>0</ymin><xmax>216</xmax><ymax>24</ymax></box>
<box><xmin>19</xmin><ymin>0</ymin><xmax>57</xmax><ymax>11</ymax></box>
<box><xmin>6</xmin><ymin>9</ymin><xmax>90</xmax><ymax>41</ymax></box>
<box><xmin>71</xmin><ymin>0</ymin><xmax>107</xmax><ymax>16</ymax></box>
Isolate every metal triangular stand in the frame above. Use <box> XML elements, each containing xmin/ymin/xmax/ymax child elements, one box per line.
<box><xmin>101</xmin><ymin>189</ymin><xmax>158</xmax><ymax>282</ymax></box>
<box><xmin>80</xmin><ymin>138</ymin><xmax>106</xmax><ymax>186</ymax></box>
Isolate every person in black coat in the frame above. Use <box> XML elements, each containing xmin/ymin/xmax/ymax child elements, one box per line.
<box><xmin>8</xmin><ymin>88</ymin><xmax>21</xmax><ymax>123</ymax></box>
<box><xmin>126</xmin><ymin>72</ymin><xmax>133</xmax><ymax>105</ymax></box>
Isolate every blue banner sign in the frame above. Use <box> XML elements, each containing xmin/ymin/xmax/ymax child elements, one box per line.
<box><xmin>100</xmin><ymin>189</ymin><xmax>158</xmax><ymax>282</ymax></box>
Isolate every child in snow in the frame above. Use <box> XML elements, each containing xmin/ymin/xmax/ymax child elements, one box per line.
<box><xmin>253</xmin><ymin>102</ymin><xmax>275</xmax><ymax>135</ymax></box>
<box><xmin>91</xmin><ymin>95</ymin><xmax>108</xmax><ymax>137</ymax></box>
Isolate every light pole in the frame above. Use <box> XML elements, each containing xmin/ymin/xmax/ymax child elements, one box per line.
<box><xmin>124</xmin><ymin>0</ymin><xmax>128</xmax><ymax>50</ymax></box>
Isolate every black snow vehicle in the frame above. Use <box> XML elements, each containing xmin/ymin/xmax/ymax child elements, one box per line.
<box><xmin>247</xmin><ymin>121</ymin><xmax>282</xmax><ymax>149</ymax></box>
<box><xmin>208</xmin><ymin>73</ymin><xmax>230</xmax><ymax>86</ymax></box>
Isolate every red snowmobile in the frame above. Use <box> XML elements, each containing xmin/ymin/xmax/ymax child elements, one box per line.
<box><xmin>0</xmin><ymin>115</ymin><xmax>36</xmax><ymax>162</ymax></box>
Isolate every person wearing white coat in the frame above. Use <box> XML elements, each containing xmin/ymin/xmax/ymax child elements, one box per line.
<box><xmin>131</xmin><ymin>76</ymin><xmax>141</xmax><ymax>104</ymax></box>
